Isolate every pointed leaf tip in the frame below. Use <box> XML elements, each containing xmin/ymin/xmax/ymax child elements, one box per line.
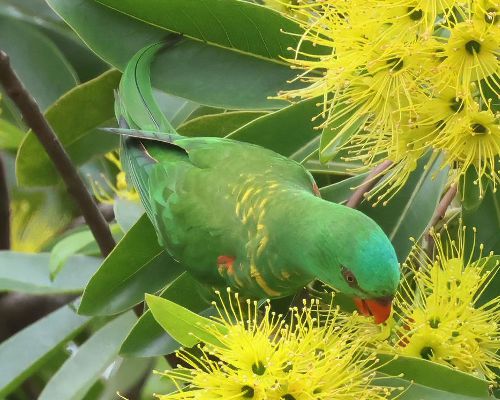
<box><xmin>146</xmin><ymin>294</ymin><xmax>227</xmax><ymax>349</ymax></box>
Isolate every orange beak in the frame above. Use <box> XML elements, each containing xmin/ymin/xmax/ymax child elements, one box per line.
<box><xmin>354</xmin><ymin>296</ymin><xmax>393</xmax><ymax>324</ymax></box>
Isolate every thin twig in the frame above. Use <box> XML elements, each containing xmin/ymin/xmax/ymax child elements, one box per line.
<box><xmin>0</xmin><ymin>154</ymin><xmax>10</xmax><ymax>250</ymax></box>
<box><xmin>426</xmin><ymin>184</ymin><xmax>458</xmax><ymax>256</ymax></box>
<box><xmin>0</xmin><ymin>51</ymin><xmax>115</xmax><ymax>257</ymax></box>
<box><xmin>428</xmin><ymin>184</ymin><xmax>458</xmax><ymax>229</ymax></box>
<box><xmin>345</xmin><ymin>160</ymin><xmax>393</xmax><ymax>208</ymax></box>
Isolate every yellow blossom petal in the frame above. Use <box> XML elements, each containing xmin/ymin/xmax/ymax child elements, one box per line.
<box><xmin>155</xmin><ymin>292</ymin><xmax>395</xmax><ymax>399</ymax></box>
<box><xmin>387</xmin><ymin>225</ymin><xmax>500</xmax><ymax>380</ymax></box>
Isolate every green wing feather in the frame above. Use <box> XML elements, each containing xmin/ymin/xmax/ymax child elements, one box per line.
<box><xmin>112</xmin><ymin>39</ymin><xmax>323</xmax><ymax>295</ymax></box>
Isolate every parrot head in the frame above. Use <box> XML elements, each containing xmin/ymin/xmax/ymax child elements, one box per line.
<box><xmin>308</xmin><ymin>204</ymin><xmax>401</xmax><ymax>324</ymax></box>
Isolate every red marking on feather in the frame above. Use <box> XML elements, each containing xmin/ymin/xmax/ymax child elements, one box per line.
<box><xmin>217</xmin><ymin>255</ymin><xmax>235</xmax><ymax>275</ymax></box>
<box><xmin>312</xmin><ymin>182</ymin><xmax>321</xmax><ymax>197</ymax></box>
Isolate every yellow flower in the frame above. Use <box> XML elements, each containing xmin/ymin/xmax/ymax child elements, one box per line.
<box><xmin>281</xmin><ymin>0</ymin><xmax>499</xmax><ymax>203</ymax></box>
<box><xmin>439</xmin><ymin>19</ymin><xmax>499</xmax><ymax>100</ymax></box>
<box><xmin>388</xmin><ymin>225</ymin><xmax>500</xmax><ymax>380</ymax></box>
<box><xmin>433</xmin><ymin>107</ymin><xmax>500</xmax><ymax>195</ymax></box>
<box><xmin>10</xmin><ymin>195</ymin><xmax>71</xmax><ymax>252</ymax></box>
<box><xmin>473</xmin><ymin>1</ymin><xmax>499</xmax><ymax>26</ymax></box>
<box><xmin>90</xmin><ymin>151</ymin><xmax>139</xmax><ymax>204</ymax></box>
<box><xmin>155</xmin><ymin>291</ymin><xmax>394</xmax><ymax>399</ymax></box>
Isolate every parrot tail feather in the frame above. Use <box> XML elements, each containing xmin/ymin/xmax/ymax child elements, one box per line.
<box><xmin>101</xmin><ymin>127</ymin><xmax>184</xmax><ymax>145</ymax></box>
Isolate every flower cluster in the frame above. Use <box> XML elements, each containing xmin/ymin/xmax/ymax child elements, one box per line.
<box><xmin>89</xmin><ymin>151</ymin><xmax>139</xmax><ymax>205</ymax></box>
<box><xmin>150</xmin><ymin>225</ymin><xmax>499</xmax><ymax>398</ymax></box>
<box><xmin>388</xmin><ymin>225</ymin><xmax>500</xmax><ymax>379</ymax></box>
<box><xmin>155</xmin><ymin>292</ymin><xmax>393</xmax><ymax>399</ymax></box>
<box><xmin>281</xmin><ymin>1</ymin><xmax>499</xmax><ymax>203</ymax></box>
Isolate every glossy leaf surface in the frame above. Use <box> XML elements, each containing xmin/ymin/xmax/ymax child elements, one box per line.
<box><xmin>16</xmin><ymin>69</ymin><xmax>121</xmax><ymax>186</ymax></box>
<box><xmin>360</xmin><ymin>153</ymin><xmax>448</xmax><ymax>262</ymax></box>
<box><xmin>38</xmin><ymin>312</ymin><xmax>136</xmax><ymax>400</ymax></box>
<box><xmin>79</xmin><ymin>215</ymin><xmax>184</xmax><ymax>316</ymax></box>
<box><xmin>0</xmin><ymin>305</ymin><xmax>90</xmax><ymax>396</ymax></box>
<box><xmin>0</xmin><ymin>251</ymin><xmax>100</xmax><ymax>294</ymax></box>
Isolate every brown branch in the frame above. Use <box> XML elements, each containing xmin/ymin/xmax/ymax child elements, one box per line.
<box><xmin>0</xmin><ymin>50</ymin><xmax>115</xmax><ymax>257</ymax></box>
<box><xmin>425</xmin><ymin>184</ymin><xmax>457</xmax><ymax>257</ymax></box>
<box><xmin>0</xmin><ymin>154</ymin><xmax>10</xmax><ymax>250</ymax></box>
<box><xmin>428</xmin><ymin>184</ymin><xmax>458</xmax><ymax>229</ymax></box>
<box><xmin>345</xmin><ymin>160</ymin><xmax>393</xmax><ymax>208</ymax></box>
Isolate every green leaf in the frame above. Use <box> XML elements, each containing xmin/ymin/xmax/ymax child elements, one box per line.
<box><xmin>0</xmin><ymin>251</ymin><xmax>100</xmax><ymax>294</ymax></box>
<box><xmin>46</xmin><ymin>0</ymin><xmax>302</xmax><ymax>109</ymax></box>
<box><xmin>38</xmin><ymin>312</ymin><xmax>136</xmax><ymax>400</ymax></box>
<box><xmin>151</xmin><ymin>40</ymin><xmax>298</xmax><ymax>109</ymax></box>
<box><xmin>463</xmin><ymin>184</ymin><xmax>500</xmax><ymax>256</ymax></box>
<box><xmin>94</xmin><ymin>0</ymin><xmax>318</xmax><ymax>61</ymax></box>
<box><xmin>0</xmin><ymin>95</ymin><xmax>24</xmax><ymax>130</ymax></box>
<box><xmin>0</xmin><ymin>305</ymin><xmax>90</xmax><ymax>396</ymax></box>
<box><xmin>50</xmin><ymin>230</ymin><xmax>100</xmax><ymax>280</ymax></box>
<box><xmin>476</xmin><ymin>255</ymin><xmax>500</xmax><ymax>307</ymax></box>
<box><xmin>146</xmin><ymin>294</ymin><xmax>226</xmax><ymax>348</ymax></box>
<box><xmin>289</xmin><ymin>136</ymin><xmax>320</xmax><ymax>163</ymax></box>
<box><xmin>227</xmin><ymin>98</ymin><xmax>321</xmax><ymax>156</ymax></box>
<box><xmin>459</xmin><ymin>166</ymin><xmax>489</xmax><ymax>211</ymax></box>
<box><xmin>320</xmin><ymin>173</ymin><xmax>369</xmax><ymax>204</ymax></box>
<box><xmin>0</xmin><ymin>119</ymin><xmax>25</xmax><ymax>150</ymax></box>
<box><xmin>178</xmin><ymin>111</ymin><xmax>267</xmax><ymax>138</ymax></box>
<box><xmin>379</xmin><ymin>376</ymin><xmax>490</xmax><ymax>400</ymax></box>
<box><xmin>79</xmin><ymin>214</ymin><xmax>184</xmax><ymax>316</ymax></box>
<box><xmin>0</xmin><ymin>1</ymin><xmax>109</xmax><ymax>83</ymax></box>
<box><xmin>46</xmin><ymin>0</ymin><xmax>165</xmax><ymax>68</ymax></box>
<box><xmin>139</xmin><ymin>358</ymin><xmax>174</xmax><ymax>398</ymax></box>
<box><xmin>43</xmin><ymin>28</ymin><xmax>110</xmax><ymax>83</ymax></box>
<box><xmin>359</xmin><ymin>152</ymin><xmax>448</xmax><ymax>262</ymax></box>
<box><xmin>303</xmin><ymin>156</ymin><xmax>364</xmax><ymax>177</ymax></box>
<box><xmin>120</xmin><ymin>272</ymin><xmax>210</xmax><ymax>357</ymax></box>
<box><xmin>16</xmin><ymin>69</ymin><xmax>121</xmax><ymax>187</ymax></box>
<box><xmin>319</xmin><ymin>104</ymin><xmax>367</xmax><ymax>163</ymax></box>
<box><xmin>378</xmin><ymin>355</ymin><xmax>491</xmax><ymax>398</ymax></box>
<box><xmin>0</xmin><ymin>15</ymin><xmax>77</xmax><ymax>110</ymax></box>
<box><xmin>113</xmin><ymin>199</ymin><xmax>144</xmax><ymax>233</ymax></box>
<box><xmin>49</xmin><ymin>224</ymin><xmax>123</xmax><ymax>279</ymax></box>
<box><xmin>0</xmin><ymin>0</ymin><xmax>65</xmax><ymax>26</ymax></box>
<box><xmin>288</xmin><ymin>134</ymin><xmax>364</xmax><ymax>174</ymax></box>
<box><xmin>155</xmin><ymin>92</ymin><xmax>199</xmax><ymax>128</ymax></box>
<box><xmin>97</xmin><ymin>357</ymin><xmax>152</xmax><ymax>400</ymax></box>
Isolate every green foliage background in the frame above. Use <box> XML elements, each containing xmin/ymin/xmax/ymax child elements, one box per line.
<box><xmin>0</xmin><ymin>0</ymin><xmax>498</xmax><ymax>399</ymax></box>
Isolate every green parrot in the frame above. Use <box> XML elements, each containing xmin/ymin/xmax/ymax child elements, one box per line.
<box><xmin>110</xmin><ymin>41</ymin><xmax>400</xmax><ymax>324</ymax></box>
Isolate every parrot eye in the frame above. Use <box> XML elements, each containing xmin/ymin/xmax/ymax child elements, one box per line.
<box><xmin>341</xmin><ymin>266</ymin><xmax>358</xmax><ymax>287</ymax></box>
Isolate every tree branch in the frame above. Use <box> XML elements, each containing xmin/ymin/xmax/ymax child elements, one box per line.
<box><xmin>346</xmin><ymin>160</ymin><xmax>393</xmax><ymax>208</ymax></box>
<box><xmin>0</xmin><ymin>50</ymin><xmax>115</xmax><ymax>257</ymax></box>
<box><xmin>428</xmin><ymin>184</ymin><xmax>458</xmax><ymax>229</ymax></box>
<box><xmin>425</xmin><ymin>184</ymin><xmax>457</xmax><ymax>257</ymax></box>
<box><xmin>0</xmin><ymin>154</ymin><xmax>10</xmax><ymax>250</ymax></box>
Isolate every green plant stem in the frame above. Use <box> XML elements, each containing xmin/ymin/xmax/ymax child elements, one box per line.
<box><xmin>0</xmin><ymin>154</ymin><xmax>10</xmax><ymax>250</ymax></box>
<box><xmin>0</xmin><ymin>50</ymin><xmax>115</xmax><ymax>257</ymax></box>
